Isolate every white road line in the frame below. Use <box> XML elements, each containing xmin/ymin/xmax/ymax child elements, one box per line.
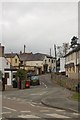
<box><xmin>73</xmin><ymin>113</ymin><xmax>79</xmax><ymax>115</ymax></box>
<box><xmin>3</xmin><ymin>106</ymin><xmax>16</xmax><ymax>112</ymax></box>
<box><xmin>32</xmin><ymin>102</ymin><xmax>37</xmax><ymax>104</ymax></box>
<box><xmin>1</xmin><ymin>112</ymin><xmax>11</xmax><ymax>114</ymax></box>
<box><xmin>42</xmin><ymin>82</ymin><xmax>47</xmax><ymax>88</ymax></box>
<box><xmin>16</xmin><ymin>98</ymin><xmax>21</xmax><ymax>101</ymax></box>
<box><xmin>55</xmin><ymin>109</ymin><xmax>65</xmax><ymax>112</ymax></box>
<box><xmin>7</xmin><ymin>98</ymin><xmax>11</xmax><ymax>100</ymax></box>
<box><xmin>69</xmin><ymin>108</ymin><xmax>78</xmax><ymax>113</ymax></box>
<box><xmin>29</xmin><ymin>103</ymin><xmax>35</xmax><ymax>107</ymax></box>
<box><xmin>12</xmin><ymin>97</ymin><xmax>16</xmax><ymax>100</ymax></box>
<box><xmin>46</xmin><ymin>113</ymin><xmax>70</xmax><ymax>118</ymax></box>
<box><xmin>18</xmin><ymin>115</ymin><xmax>40</xmax><ymax>118</ymax></box>
<box><xmin>20</xmin><ymin>111</ymin><xmax>31</xmax><ymax>113</ymax></box>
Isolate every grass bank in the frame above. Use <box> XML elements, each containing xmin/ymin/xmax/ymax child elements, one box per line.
<box><xmin>71</xmin><ymin>92</ymin><xmax>80</xmax><ymax>102</ymax></box>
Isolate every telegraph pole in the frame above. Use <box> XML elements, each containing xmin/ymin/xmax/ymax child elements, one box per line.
<box><xmin>50</xmin><ymin>48</ymin><xmax>51</xmax><ymax>56</ymax></box>
<box><xmin>54</xmin><ymin>44</ymin><xmax>57</xmax><ymax>72</ymax></box>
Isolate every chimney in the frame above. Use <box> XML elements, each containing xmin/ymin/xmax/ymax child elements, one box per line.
<box><xmin>24</xmin><ymin>45</ymin><xmax>26</xmax><ymax>53</ymax></box>
<box><xmin>20</xmin><ymin>51</ymin><xmax>22</xmax><ymax>54</ymax></box>
<box><xmin>0</xmin><ymin>44</ymin><xmax>4</xmax><ymax>57</ymax></box>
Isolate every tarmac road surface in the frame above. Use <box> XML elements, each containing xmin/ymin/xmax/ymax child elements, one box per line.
<box><xmin>1</xmin><ymin>74</ymin><xmax>80</xmax><ymax>119</ymax></box>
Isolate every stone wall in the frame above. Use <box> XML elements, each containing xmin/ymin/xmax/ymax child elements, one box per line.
<box><xmin>51</xmin><ymin>72</ymin><xmax>79</xmax><ymax>91</ymax></box>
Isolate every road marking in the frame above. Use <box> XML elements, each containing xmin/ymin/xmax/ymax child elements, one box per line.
<box><xmin>32</xmin><ymin>102</ymin><xmax>37</xmax><ymax>104</ymax></box>
<box><xmin>46</xmin><ymin>113</ymin><xmax>70</xmax><ymax>118</ymax></box>
<box><xmin>42</xmin><ymin>82</ymin><xmax>47</xmax><ymax>88</ymax></box>
<box><xmin>29</xmin><ymin>103</ymin><xmax>35</xmax><ymax>107</ymax></box>
<box><xmin>7</xmin><ymin>98</ymin><xmax>11</xmax><ymax>100</ymax></box>
<box><xmin>73</xmin><ymin>113</ymin><xmax>79</xmax><ymax>115</ymax></box>
<box><xmin>1</xmin><ymin>112</ymin><xmax>11</xmax><ymax>114</ymax></box>
<box><xmin>20</xmin><ymin>111</ymin><xmax>31</xmax><ymax>113</ymax></box>
<box><xmin>12</xmin><ymin>97</ymin><xmax>16</xmax><ymax>100</ymax></box>
<box><xmin>3</xmin><ymin>107</ymin><xmax>16</xmax><ymax>112</ymax></box>
<box><xmin>18</xmin><ymin>114</ymin><xmax>40</xmax><ymax>118</ymax></box>
<box><xmin>55</xmin><ymin>109</ymin><xmax>65</xmax><ymax>112</ymax></box>
<box><xmin>16</xmin><ymin>98</ymin><xmax>21</xmax><ymax>101</ymax></box>
<box><xmin>69</xmin><ymin>108</ymin><xmax>78</xmax><ymax>113</ymax></box>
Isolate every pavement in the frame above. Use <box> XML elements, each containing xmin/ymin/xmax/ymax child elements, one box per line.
<box><xmin>41</xmin><ymin>88</ymin><xmax>80</xmax><ymax>113</ymax></box>
<box><xmin>1</xmin><ymin>79</ymin><xmax>80</xmax><ymax>113</ymax></box>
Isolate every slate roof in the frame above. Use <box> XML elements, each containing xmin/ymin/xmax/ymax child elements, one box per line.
<box><xmin>5</xmin><ymin>53</ymin><xmax>19</xmax><ymax>58</ymax></box>
<box><xmin>19</xmin><ymin>53</ymin><xmax>54</xmax><ymax>61</ymax></box>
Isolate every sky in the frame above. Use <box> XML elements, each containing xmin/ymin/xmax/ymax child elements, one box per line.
<box><xmin>0</xmin><ymin>0</ymin><xmax>78</xmax><ymax>56</ymax></box>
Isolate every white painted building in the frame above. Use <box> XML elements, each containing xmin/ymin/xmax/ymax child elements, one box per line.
<box><xmin>19</xmin><ymin>53</ymin><xmax>56</xmax><ymax>74</ymax></box>
<box><xmin>59</xmin><ymin>57</ymin><xmax>65</xmax><ymax>73</ymax></box>
<box><xmin>0</xmin><ymin>43</ymin><xmax>17</xmax><ymax>85</ymax></box>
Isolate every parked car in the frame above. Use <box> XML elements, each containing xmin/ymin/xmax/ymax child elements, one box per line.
<box><xmin>30</xmin><ymin>75</ymin><xmax>40</xmax><ymax>86</ymax></box>
<box><xmin>27</xmin><ymin>72</ymin><xmax>32</xmax><ymax>79</ymax></box>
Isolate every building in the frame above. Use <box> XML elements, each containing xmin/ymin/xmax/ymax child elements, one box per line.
<box><xmin>5</xmin><ymin>53</ymin><xmax>20</xmax><ymax>69</ymax></box>
<box><xmin>19</xmin><ymin>52</ymin><xmax>56</xmax><ymax>75</ymax></box>
<box><xmin>0</xmin><ymin>43</ymin><xmax>4</xmax><ymax>73</ymax></box>
<box><xmin>59</xmin><ymin>57</ymin><xmax>65</xmax><ymax>74</ymax></box>
<box><xmin>4</xmin><ymin>53</ymin><xmax>20</xmax><ymax>85</ymax></box>
<box><xmin>65</xmin><ymin>45</ymin><xmax>80</xmax><ymax>81</ymax></box>
<box><xmin>0</xmin><ymin>43</ymin><xmax>12</xmax><ymax>85</ymax></box>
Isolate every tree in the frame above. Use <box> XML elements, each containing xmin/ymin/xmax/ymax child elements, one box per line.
<box><xmin>70</xmin><ymin>36</ymin><xmax>79</xmax><ymax>48</ymax></box>
<box><xmin>57</xmin><ymin>43</ymin><xmax>69</xmax><ymax>58</ymax></box>
<box><xmin>16</xmin><ymin>69</ymin><xmax>27</xmax><ymax>80</ymax></box>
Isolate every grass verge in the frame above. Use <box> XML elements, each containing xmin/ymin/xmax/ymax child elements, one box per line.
<box><xmin>71</xmin><ymin>92</ymin><xmax>80</xmax><ymax>102</ymax></box>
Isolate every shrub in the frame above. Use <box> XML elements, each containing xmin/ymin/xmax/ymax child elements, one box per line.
<box><xmin>16</xmin><ymin>69</ymin><xmax>27</xmax><ymax>80</ymax></box>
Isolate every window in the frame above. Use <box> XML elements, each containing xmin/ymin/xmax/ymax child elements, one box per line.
<box><xmin>15</xmin><ymin>59</ymin><xmax>17</xmax><ymax>63</ymax></box>
<box><xmin>52</xmin><ymin>60</ymin><xmax>53</xmax><ymax>63</ymax></box>
<box><xmin>45</xmin><ymin>60</ymin><xmax>47</xmax><ymax>64</ymax></box>
<box><xmin>72</xmin><ymin>67</ymin><xmax>75</xmax><ymax>72</ymax></box>
<box><xmin>49</xmin><ymin>59</ymin><xmax>50</xmax><ymax>62</ymax></box>
<box><xmin>21</xmin><ymin>61</ymin><xmax>23</xmax><ymax>65</ymax></box>
<box><xmin>5</xmin><ymin>73</ymin><xmax>9</xmax><ymax>78</ymax></box>
<box><xmin>6</xmin><ymin>62</ymin><xmax>8</xmax><ymax>65</ymax></box>
<box><xmin>71</xmin><ymin>54</ymin><xmax>73</xmax><ymax>60</ymax></box>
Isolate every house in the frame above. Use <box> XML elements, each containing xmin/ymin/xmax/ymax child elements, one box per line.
<box><xmin>0</xmin><ymin>43</ymin><xmax>5</xmax><ymax>74</ymax></box>
<box><xmin>5</xmin><ymin>53</ymin><xmax>20</xmax><ymax>69</ymax></box>
<box><xmin>19</xmin><ymin>52</ymin><xmax>56</xmax><ymax>75</ymax></box>
<box><xmin>65</xmin><ymin>45</ymin><xmax>80</xmax><ymax>80</ymax></box>
<box><xmin>59</xmin><ymin>57</ymin><xmax>66</xmax><ymax>74</ymax></box>
<box><xmin>0</xmin><ymin>43</ymin><xmax>11</xmax><ymax>85</ymax></box>
<box><xmin>0</xmin><ymin>44</ymin><xmax>19</xmax><ymax>85</ymax></box>
<box><xmin>4</xmin><ymin>53</ymin><xmax>20</xmax><ymax>85</ymax></box>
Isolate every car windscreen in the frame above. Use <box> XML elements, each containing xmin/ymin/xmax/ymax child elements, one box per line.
<box><xmin>31</xmin><ymin>76</ymin><xmax>39</xmax><ymax>80</ymax></box>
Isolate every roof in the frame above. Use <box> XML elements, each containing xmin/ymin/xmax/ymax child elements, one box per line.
<box><xmin>5</xmin><ymin>53</ymin><xmax>19</xmax><ymax>58</ymax></box>
<box><xmin>65</xmin><ymin>45</ymin><xmax>80</xmax><ymax>57</ymax></box>
<box><xmin>19</xmin><ymin>53</ymin><xmax>55</xmax><ymax>61</ymax></box>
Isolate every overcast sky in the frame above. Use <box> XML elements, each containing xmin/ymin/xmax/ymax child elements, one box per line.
<box><xmin>0</xmin><ymin>1</ymin><xmax>78</xmax><ymax>56</ymax></box>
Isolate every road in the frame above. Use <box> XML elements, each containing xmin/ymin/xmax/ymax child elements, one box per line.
<box><xmin>1</xmin><ymin>74</ymin><xmax>79</xmax><ymax>119</ymax></box>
